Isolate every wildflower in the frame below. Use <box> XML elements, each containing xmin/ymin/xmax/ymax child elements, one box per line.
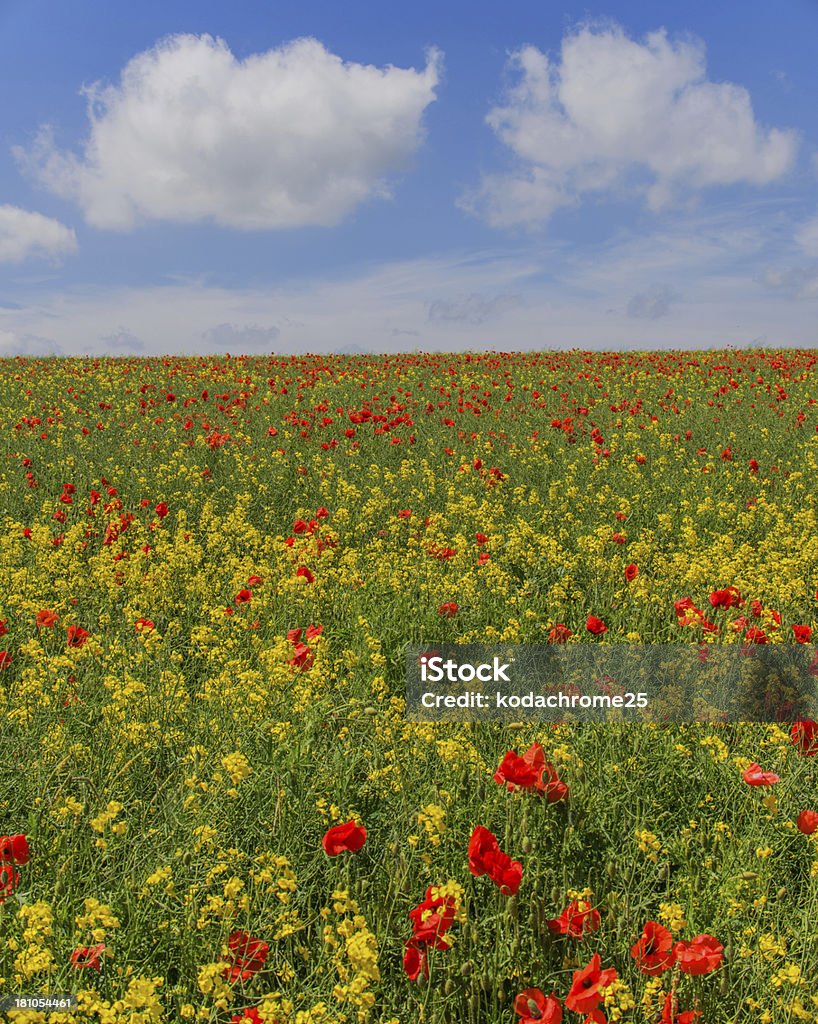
<box><xmin>662</xmin><ymin>992</ymin><xmax>702</xmax><ymax>1024</ymax></box>
<box><xmin>564</xmin><ymin>953</ymin><xmax>617</xmax><ymax>1016</ymax></box>
<box><xmin>467</xmin><ymin>825</ymin><xmax>523</xmax><ymax>896</ymax></box>
<box><xmin>797</xmin><ymin>810</ymin><xmax>818</xmax><ymax>835</ymax></box>
<box><xmin>494</xmin><ymin>743</ymin><xmax>569</xmax><ymax>802</ymax></box>
<box><xmin>0</xmin><ymin>834</ymin><xmax>30</xmax><ymax>864</ymax></box>
<box><xmin>234</xmin><ymin>589</ymin><xmax>252</xmax><ymax>605</ymax></box>
<box><xmin>70</xmin><ymin>944</ymin><xmax>105</xmax><ymax>971</ymax></box>
<box><xmin>36</xmin><ymin>609</ymin><xmax>59</xmax><ymax>628</ymax></box>
<box><xmin>548</xmin><ymin>623</ymin><xmax>572</xmax><ymax>643</ymax></box>
<box><xmin>322</xmin><ymin>821</ymin><xmax>367</xmax><ymax>856</ymax></box>
<box><xmin>135</xmin><ymin>618</ymin><xmax>155</xmax><ymax>632</ymax></box>
<box><xmin>674</xmin><ymin>934</ymin><xmax>723</xmax><ymax>975</ymax></box>
<box><xmin>547</xmin><ymin>899</ymin><xmax>601</xmax><ymax>938</ymax></box>
<box><xmin>624</xmin><ymin>563</ymin><xmax>639</xmax><ymax>582</ymax></box>
<box><xmin>586</xmin><ymin>615</ymin><xmax>608</xmax><ymax>635</ymax></box>
<box><xmin>438</xmin><ymin>602</ymin><xmax>458</xmax><ymax>617</ymax></box>
<box><xmin>793</xmin><ymin>624</ymin><xmax>812</xmax><ymax>643</ymax></box>
<box><xmin>223</xmin><ymin>930</ymin><xmax>269</xmax><ymax>982</ymax></box>
<box><xmin>514</xmin><ymin>988</ymin><xmax>563</xmax><ymax>1024</ymax></box>
<box><xmin>155</xmin><ymin>502</ymin><xmax>169</xmax><ymax>518</ymax></box>
<box><xmin>0</xmin><ymin>651</ymin><xmax>11</xmax><ymax>669</ymax></box>
<box><xmin>631</xmin><ymin>921</ymin><xmax>676</xmax><ymax>975</ymax></box>
<box><xmin>296</xmin><ymin>566</ymin><xmax>315</xmax><ymax>583</ymax></box>
<box><xmin>792</xmin><ymin>720</ymin><xmax>818</xmax><ymax>755</ymax></box>
<box><xmin>66</xmin><ymin>625</ymin><xmax>90</xmax><ymax>648</ymax></box>
<box><xmin>743</xmin><ymin>763</ymin><xmax>780</xmax><ymax>786</ymax></box>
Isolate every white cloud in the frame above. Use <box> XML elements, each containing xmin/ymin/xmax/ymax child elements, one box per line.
<box><xmin>626</xmin><ymin>284</ymin><xmax>679</xmax><ymax>320</ymax></box>
<box><xmin>460</xmin><ymin>24</ymin><xmax>798</xmax><ymax>227</ymax></box>
<box><xmin>427</xmin><ymin>292</ymin><xmax>523</xmax><ymax>325</ymax></box>
<box><xmin>795</xmin><ymin>213</ymin><xmax>818</xmax><ymax>257</ymax></box>
<box><xmin>17</xmin><ymin>34</ymin><xmax>441</xmax><ymax>230</ymax></box>
<box><xmin>0</xmin><ymin>204</ymin><xmax>77</xmax><ymax>263</ymax></box>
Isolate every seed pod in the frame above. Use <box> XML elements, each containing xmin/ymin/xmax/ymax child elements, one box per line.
<box><xmin>605</xmin><ymin>860</ymin><xmax>618</xmax><ymax>880</ymax></box>
<box><xmin>460</xmin><ymin>961</ymin><xmax>473</xmax><ymax>977</ymax></box>
<box><xmin>719</xmin><ymin>971</ymin><xmax>730</xmax><ymax>996</ymax></box>
<box><xmin>740</xmin><ymin>871</ymin><xmax>758</xmax><ymax>881</ymax></box>
<box><xmin>481</xmin><ymin>972</ymin><xmax>492</xmax><ymax>993</ymax></box>
<box><xmin>507</xmin><ymin>896</ymin><xmax>519</xmax><ymax>921</ymax></box>
<box><xmin>522</xmin><ymin>836</ymin><xmax>533</xmax><ymax>854</ymax></box>
<box><xmin>364</xmin><ymin>706</ymin><xmax>377</xmax><ymax>716</ymax></box>
<box><xmin>444</xmin><ymin>979</ymin><xmax>456</xmax><ymax>996</ymax></box>
<box><xmin>182</xmin><ymin>851</ymin><xmax>192</xmax><ymax>866</ymax></box>
<box><xmin>777</xmin><ymin>887</ymin><xmax>787</xmax><ymax>900</ymax></box>
<box><xmin>469</xmin><ymin>995</ymin><xmax>481</xmax><ymax>1014</ymax></box>
<box><xmin>551</xmin><ymin>885</ymin><xmax>561</xmax><ymax>904</ymax></box>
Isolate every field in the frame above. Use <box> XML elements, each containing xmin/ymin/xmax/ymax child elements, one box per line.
<box><xmin>1</xmin><ymin>349</ymin><xmax>818</xmax><ymax>1024</ymax></box>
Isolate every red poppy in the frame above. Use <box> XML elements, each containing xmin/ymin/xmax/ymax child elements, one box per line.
<box><xmin>564</xmin><ymin>953</ymin><xmax>617</xmax><ymax>1016</ymax></box>
<box><xmin>548</xmin><ymin>623</ymin><xmax>572</xmax><ymax>643</ymax></box>
<box><xmin>223</xmin><ymin>930</ymin><xmax>269</xmax><ymax>982</ymax></box>
<box><xmin>397</xmin><ymin>509</ymin><xmax>412</xmax><ymax>519</ymax></box>
<box><xmin>70</xmin><ymin>944</ymin><xmax>105</xmax><ymax>971</ymax></box>
<box><xmin>246</xmin><ymin>575</ymin><xmax>263</xmax><ymax>587</ymax></box>
<box><xmin>661</xmin><ymin>992</ymin><xmax>702</xmax><ymax>1024</ymax></box>
<box><xmin>793</xmin><ymin>624</ymin><xmax>812</xmax><ymax>644</ymax></box>
<box><xmin>66</xmin><ymin>625</ymin><xmax>90</xmax><ymax>648</ymax></box>
<box><xmin>36</xmin><ymin>609</ymin><xmax>58</xmax><ymax>628</ymax></box>
<box><xmin>624</xmin><ymin>563</ymin><xmax>639</xmax><ymax>582</ymax></box>
<box><xmin>514</xmin><ymin>988</ymin><xmax>563</xmax><ymax>1024</ymax></box>
<box><xmin>742</xmin><ymin>763</ymin><xmax>779</xmax><ymax>786</ymax></box>
<box><xmin>155</xmin><ymin>502</ymin><xmax>169</xmax><ymax>519</ymax></box>
<box><xmin>234</xmin><ymin>589</ymin><xmax>252</xmax><ymax>605</ymax></box>
<box><xmin>135</xmin><ymin>618</ymin><xmax>155</xmax><ymax>632</ymax></box>
<box><xmin>797</xmin><ymin>809</ymin><xmax>818</xmax><ymax>835</ymax></box>
<box><xmin>467</xmin><ymin>825</ymin><xmax>523</xmax><ymax>896</ymax></box>
<box><xmin>0</xmin><ymin>651</ymin><xmax>11</xmax><ymax>670</ymax></box>
<box><xmin>231</xmin><ymin>1009</ymin><xmax>271</xmax><ymax>1023</ymax></box>
<box><xmin>611</xmin><ymin>532</ymin><xmax>626</xmax><ymax>544</ymax></box>
<box><xmin>408</xmin><ymin>886</ymin><xmax>456</xmax><ymax>948</ymax></box>
<box><xmin>586</xmin><ymin>615</ymin><xmax>607</xmax><ymax>635</ymax></box>
<box><xmin>475</xmin><ymin>532</ymin><xmax>488</xmax><ymax>544</ymax></box>
<box><xmin>315</xmin><ymin>506</ymin><xmax>329</xmax><ymax>519</ymax></box>
<box><xmin>547</xmin><ymin>899</ymin><xmax>601</xmax><ymax>938</ymax></box>
<box><xmin>438</xmin><ymin>602</ymin><xmax>458</xmax><ymax>617</ymax></box>
<box><xmin>296</xmin><ymin>566</ymin><xmax>315</xmax><ymax>583</ymax></box>
<box><xmin>744</xmin><ymin>627</ymin><xmax>768</xmax><ymax>645</ymax></box>
<box><xmin>709</xmin><ymin>587</ymin><xmax>742</xmax><ymax>609</ymax></box>
<box><xmin>288</xmin><ymin>643</ymin><xmax>314</xmax><ymax>670</ymax></box>
<box><xmin>322</xmin><ymin>820</ymin><xmax>367</xmax><ymax>856</ymax></box>
<box><xmin>631</xmin><ymin>920</ymin><xmax>676</xmax><ymax>975</ymax></box>
<box><xmin>792</xmin><ymin>720</ymin><xmax>818</xmax><ymax>755</ymax></box>
<box><xmin>0</xmin><ymin>618</ymin><xmax>6</xmax><ymax>636</ymax></box>
<box><xmin>673</xmin><ymin>934</ymin><xmax>723</xmax><ymax>975</ymax></box>
<box><xmin>0</xmin><ymin>834</ymin><xmax>30</xmax><ymax>864</ymax></box>
<box><xmin>749</xmin><ymin>459</ymin><xmax>759</xmax><ymax>474</ymax></box>
<box><xmin>305</xmin><ymin>624</ymin><xmax>323</xmax><ymax>640</ymax></box>
<box><xmin>403</xmin><ymin>938</ymin><xmax>429</xmax><ymax>980</ymax></box>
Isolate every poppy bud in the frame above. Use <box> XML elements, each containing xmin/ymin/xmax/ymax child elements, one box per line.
<box><xmin>551</xmin><ymin>886</ymin><xmax>561</xmax><ymax>904</ymax></box>
<box><xmin>740</xmin><ymin>870</ymin><xmax>758</xmax><ymax>881</ymax></box>
<box><xmin>460</xmin><ymin>961</ymin><xmax>473</xmax><ymax>977</ymax></box>
<box><xmin>719</xmin><ymin>972</ymin><xmax>730</xmax><ymax>996</ymax></box>
<box><xmin>605</xmin><ymin>860</ymin><xmax>618</xmax><ymax>879</ymax></box>
<box><xmin>363</xmin><ymin>706</ymin><xmax>377</xmax><ymax>716</ymax></box>
<box><xmin>507</xmin><ymin>896</ymin><xmax>518</xmax><ymax>921</ymax></box>
<box><xmin>777</xmin><ymin>887</ymin><xmax>787</xmax><ymax>899</ymax></box>
<box><xmin>444</xmin><ymin>979</ymin><xmax>456</xmax><ymax>996</ymax></box>
<box><xmin>521</xmin><ymin>836</ymin><xmax>533</xmax><ymax>854</ymax></box>
<box><xmin>481</xmin><ymin>972</ymin><xmax>492</xmax><ymax>993</ymax></box>
<box><xmin>470</xmin><ymin>995</ymin><xmax>482</xmax><ymax>1013</ymax></box>
<box><xmin>182</xmin><ymin>851</ymin><xmax>192</xmax><ymax>865</ymax></box>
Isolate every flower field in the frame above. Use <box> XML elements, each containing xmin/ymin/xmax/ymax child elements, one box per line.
<box><xmin>1</xmin><ymin>348</ymin><xmax>818</xmax><ymax>1023</ymax></box>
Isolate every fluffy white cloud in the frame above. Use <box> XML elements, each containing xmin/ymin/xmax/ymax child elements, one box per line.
<box><xmin>460</xmin><ymin>24</ymin><xmax>798</xmax><ymax>227</ymax></box>
<box><xmin>0</xmin><ymin>204</ymin><xmax>77</xmax><ymax>262</ymax></box>
<box><xmin>17</xmin><ymin>34</ymin><xmax>441</xmax><ymax>230</ymax></box>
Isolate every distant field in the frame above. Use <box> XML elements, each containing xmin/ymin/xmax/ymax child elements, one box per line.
<box><xmin>1</xmin><ymin>350</ymin><xmax>817</xmax><ymax>1024</ymax></box>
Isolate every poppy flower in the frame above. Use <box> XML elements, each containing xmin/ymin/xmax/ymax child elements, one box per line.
<box><xmin>513</xmin><ymin>988</ymin><xmax>562</xmax><ymax>1024</ymax></box>
<box><xmin>467</xmin><ymin>825</ymin><xmax>523</xmax><ymax>896</ymax></box>
<box><xmin>0</xmin><ymin>651</ymin><xmax>11</xmax><ymax>670</ymax></box>
<box><xmin>154</xmin><ymin>502</ymin><xmax>169</xmax><ymax>519</ymax></box>
<box><xmin>673</xmin><ymin>934</ymin><xmax>723</xmax><ymax>975</ymax></box>
<box><xmin>0</xmin><ymin>619</ymin><xmax>6</xmax><ymax>636</ymax></box>
<box><xmin>322</xmin><ymin>820</ymin><xmax>367</xmax><ymax>856</ymax></box>
<box><xmin>624</xmin><ymin>563</ymin><xmax>639</xmax><ymax>582</ymax></box>
<box><xmin>70</xmin><ymin>944</ymin><xmax>105</xmax><ymax>971</ymax></box>
<box><xmin>547</xmin><ymin>899</ymin><xmax>601</xmax><ymax>938</ymax></box>
<box><xmin>246</xmin><ymin>575</ymin><xmax>263</xmax><ymax>587</ymax></box>
<box><xmin>548</xmin><ymin>623</ymin><xmax>572</xmax><ymax>643</ymax></box>
<box><xmin>231</xmin><ymin>1010</ymin><xmax>270</xmax><ymax>1023</ymax></box>
<box><xmin>438</xmin><ymin>602</ymin><xmax>458</xmax><ymax>617</ymax></box>
<box><xmin>295</xmin><ymin>566</ymin><xmax>315</xmax><ymax>583</ymax></box>
<box><xmin>662</xmin><ymin>992</ymin><xmax>702</xmax><ymax>1024</ymax></box>
<box><xmin>223</xmin><ymin>930</ymin><xmax>269</xmax><ymax>982</ymax></box>
<box><xmin>234</xmin><ymin>589</ymin><xmax>252</xmax><ymax>605</ymax></box>
<box><xmin>403</xmin><ymin>938</ymin><xmax>428</xmax><ymax>980</ymax></box>
<box><xmin>0</xmin><ymin>834</ymin><xmax>30</xmax><ymax>864</ymax></box>
<box><xmin>742</xmin><ymin>763</ymin><xmax>779</xmax><ymax>786</ymax></box>
<box><xmin>408</xmin><ymin>886</ymin><xmax>456</xmax><ymax>948</ymax></box>
<box><xmin>586</xmin><ymin>615</ymin><xmax>607</xmax><ymax>635</ymax></box>
<box><xmin>611</xmin><ymin>532</ymin><xmax>626</xmax><ymax>544</ymax></box>
<box><xmin>743</xmin><ymin>627</ymin><xmax>768</xmax><ymax>645</ymax></box>
<box><xmin>305</xmin><ymin>624</ymin><xmax>323</xmax><ymax>640</ymax></box>
<box><xmin>793</xmin><ymin>624</ymin><xmax>812</xmax><ymax>644</ymax></box>
<box><xmin>792</xmin><ymin>720</ymin><xmax>818</xmax><ymax>755</ymax></box>
<box><xmin>709</xmin><ymin>587</ymin><xmax>742</xmax><ymax>609</ymax></box>
<box><xmin>288</xmin><ymin>643</ymin><xmax>314</xmax><ymax>670</ymax></box>
<box><xmin>135</xmin><ymin>619</ymin><xmax>154</xmax><ymax>632</ymax></box>
<box><xmin>797</xmin><ymin>809</ymin><xmax>818</xmax><ymax>835</ymax></box>
<box><xmin>475</xmin><ymin>532</ymin><xmax>488</xmax><ymax>544</ymax></box>
<box><xmin>631</xmin><ymin>920</ymin><xmax>676</xmax><ymax>975</ymax></box>
<box><xmin>66</xmin><ymin>625</ymin><xmax>90</xmax><ymax>648</ymax></box>
<box><xmin>36</xmin><ymin>609</ymin><xmax>58</xmax><ymax>628</ymax></box>
<box><xmin>564</xmin><ymin>953</ymin><xmax>617</xmax><ymax>1016</ymax></box>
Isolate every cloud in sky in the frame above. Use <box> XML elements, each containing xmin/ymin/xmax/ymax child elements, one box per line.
<box><xmin>795</xmin><ymin>213</ymin><xmax>818</xmax><ymax>258</ymax></box>
<box><xmin>17</xmin><ymin>34</ymin><xmax>441</xmax><ymax>230</ymax></box>
<box><xmin>460</xmin><ymin>24</ymin><xmax>798</xmax><ymax>228</ymax></box>
<box><xmin>0</xmin><ymin>204</ymin><xmax>77</xmax><ymax>263</ymax></box>
<box><xmin>201</xmin><ymin>322</ymin><xmax>281</xmax><ymax>350</ymax></box>
<box><xmin>626</xmin><ymin>284</ymin><xmax>679</xmax><ymax>320</ymax></box>
<box><xmin>427</xmin><ymin>292</ymin><xmax>523</xmax><ymax>325</ymax></box>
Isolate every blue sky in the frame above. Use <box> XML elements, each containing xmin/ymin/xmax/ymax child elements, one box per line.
<box><xmin>1</xmin><ymin>0</ymin><xmax>817</xmax><ymax>354</ymax></box>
